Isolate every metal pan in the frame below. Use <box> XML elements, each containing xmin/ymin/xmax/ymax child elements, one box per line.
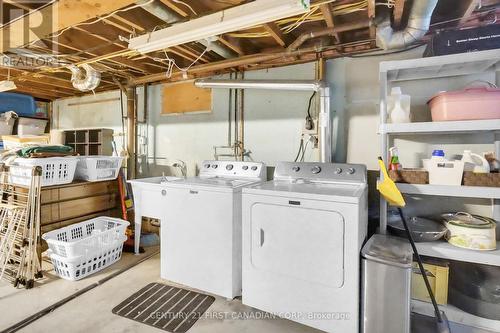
<box><xmin>388</xmin><ymin>212</ymin><xmax>448</xmax><ymax>242</ymax></box>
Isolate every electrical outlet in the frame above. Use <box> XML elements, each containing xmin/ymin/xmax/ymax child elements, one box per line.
<box><xmin>302</xmin><ymin>118</ymin><xmax>318</xmax><ymax>135</ymax></box>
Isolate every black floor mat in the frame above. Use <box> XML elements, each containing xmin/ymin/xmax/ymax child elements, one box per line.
<box><xmin>112</xmin><ymin>282</ymin><xmax>215</xmax><ymax>333</ymax></box>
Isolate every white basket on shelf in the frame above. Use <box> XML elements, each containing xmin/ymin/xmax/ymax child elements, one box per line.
<box><xmin>10</xmin><ymin>157</ymin><xmax>78</xmax><ymax>187</ymax></box>
<box><xmin>42</xmin><ymin>217</ymin><xmax>129</xmax><ymax>281</ymax></box>
<box><xmin>75</xmin><ymin>156</ymin><xmax>123</xmax><ymax>182</ymax></box>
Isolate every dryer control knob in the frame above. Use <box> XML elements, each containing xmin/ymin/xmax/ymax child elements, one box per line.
<box><xmin>334</xmin><ymin>167</ymin><xmax>342</xmax><ymax>174</ymax></box>
<box><xmin>292</xmin><ymin>166</ymin><xmax>300</xmax><ymax>172</ymax></box>
<box><xmin>251</xmin><ymin>166</ymin><xmax>258</xmax><ymax>171</ymax></box>
<box><xmin>311</xmin><ymin>166</ymin><xmax>322</xmax><ymax>174</ymax></box>
<box><xmin>347</xmin><ymin>168</ymin><xmax>355</xmax><ymax>174</ymax></box>
<box><xmin>242</xmin><ymin>165</ymin><xmax>249</xmax><ymax>170</ymax></box>
<box><xmin>212</xmin><ymin>164</ymin><xmax>218</xmax><ymax>169</ymax></box>
<box><xmin>226</xmin><ymin>164</ymin><xmax>234</xmax><ymax>171</ymax></box>
<box><xmin>204</xmin><ymin>164</ymin><xmax>211</xmax><ymax>168</ymax></box>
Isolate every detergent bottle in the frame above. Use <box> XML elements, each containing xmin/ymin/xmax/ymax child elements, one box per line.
<box><xmin>461</xmin><ymin>150</ymin><xmax>490</xmax><ymax>173</ymax></box>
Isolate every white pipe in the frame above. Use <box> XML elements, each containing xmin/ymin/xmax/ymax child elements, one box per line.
<box><xmin>195</xmin><ymin>79</ymin><xmax>332</xmax><ymax>162</ymax></box>
<box><xmin>195</xmin><ymin>79</ymin><xmax>323</xmax><ymax>91</ymax></box>
<box><xmin>376</xmin><ymin>0</ymin><xmax>438</xmax><ymax>50</ymax></box>
<box><xmin>319</xmin><ymin>86</ymin><xmax>332</xmax><ymax>162</ymax></box>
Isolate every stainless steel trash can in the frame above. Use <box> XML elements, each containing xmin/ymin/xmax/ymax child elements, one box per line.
<box><xmin>361</xmin><ymin>234</ymin><xmax>413</xmax><ymax>333</ymax></box>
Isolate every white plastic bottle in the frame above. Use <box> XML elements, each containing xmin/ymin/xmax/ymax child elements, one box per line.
<box><xmin>388</xmin><ymin>87</ymin><xmax>411</xmax><ymax>123</ymax></box>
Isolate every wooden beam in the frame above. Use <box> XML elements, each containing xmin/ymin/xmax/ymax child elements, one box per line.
<box><xmin>109</xmin><ymin>14</ymin><xmax>146</xmax><ymax>32</ymax></box>
<box><xmin>0</xmin><ymin>0</ymin><xmax>138</xmax><ymax>52</ymax></box>
<box><xmin>218</xmin><ymin>35</ymin><xmax>258</xmax><ymax>56</ymax></box>
<box><xmin>102</xmin><ymin>18</ymin><xmax>135</xmax><ymax>34</ymax></box>
<box><xmin>393</xmin><ymin>0</ymin><xmax>405</xmax><ymax>29</ymax></box>
<box><xmin>264</xmin><ymin>23</ymin><xmax>289</xmax><ymax>47</ymax></box>
<box><xmin>460</xmin><ymin>0</ymin><xmax>480</xmax><ymax>25</ymax></box>
<box><xmin>367</xmin><ymin>0</ymin><xmax>376</xmax><ymax>41</ymax></box>
<box><xmin>320</xmin><ymin>4</ymin><xmax>340</xmax><ymax>43</ymax></box>
<box><xmin>3</xmin><ymin>0</ymin><xmax>31</xmax><ymax>11</ymax></box>
<box><xmin>158</xmin><ymin>0</ymin><xmax>189</xmax><ymax>17</ymax></box>
<box><xmin>53</xmin><ymin>29</ymin><xmax>155</xmax><ymax>74</ymax></box>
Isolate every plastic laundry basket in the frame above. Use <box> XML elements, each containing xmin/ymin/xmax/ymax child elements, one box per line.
<box><xmin>10</xmin><ymin>157</ymin><xmax>78</xmax><ymax>187</ymax></box>
<box><xmin>75</xmin><ymin>156</ymin><xmax>123</xmax><ymax>182</ymax></box>
<box><xmin>42</xmin><ymin>217</ymin><xmax>129</xmax><ymax>281</ymax></box>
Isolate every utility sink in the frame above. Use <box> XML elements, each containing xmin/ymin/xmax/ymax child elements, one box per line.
<box><xmin>128</xmin><ymin>176</ymin><xmax>181</xmax><ymax>254</ymax></box>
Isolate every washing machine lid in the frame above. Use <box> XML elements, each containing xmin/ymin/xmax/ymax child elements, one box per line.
<box><xmin>164</xmin><ymin>176</ymin><xmax>262</xmax><ymax>191</ymax></box>
<box><xmin>244</xmin><ymin>179</ymin><xmax>366</xmax><ymax>202</ymax></box>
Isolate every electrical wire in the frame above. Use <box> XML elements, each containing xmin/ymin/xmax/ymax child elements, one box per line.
<box><xmin>26</xmin><ymin>0</ymin><xmax>156</xmax><ymax>47</ymax></box>
<box><xmin>294</xmin><ymin>136</ymin><xmax>305</xmax><ymax>162</ymax></box>
<box><xmin>306</xmin><ymin>91</ymin><xmax>316</xmax><ymax>119</ymax></box>
<box><xmin>171</xmin><ymin>0</ymin><xmax>198</xmax><ymax>16</ymax></box>
<box><xmin>153</xmin><ymin>42</ymin><xmax>210</xmax><ymax>78</ymax></box>
<box><xmin>228</xmin><ymin>0</ymin><xmax>368</xmax><ymax>38</ymax></box>
<box><xmin>301</xmin><ymin>138</ymin><xmax>310</xmax><ymax>162</ymax></box>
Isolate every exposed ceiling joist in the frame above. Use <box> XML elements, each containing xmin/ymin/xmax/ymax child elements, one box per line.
<box><xmin>0</xmin><ymin>0</ymin><xmax>138</xmax><ymax>52</ymax></box>
<box><xmin>320</xmin><ymin>4</ymin><xmax>340</xmax><ymax>43</ymax></box>
<box><xmin>264</xmin><ymin>23</ymin><xmax>290</xmax><ymax>47</ymax></box>
<box><xmin>392</xmin><ymin>0</ymin><xmax>406</xmax><ymax>29</ymax></box>
<box><xmin>460</xmin><ymin>0</ymin><xmax>480</xmax><ymax>25</ymax></box>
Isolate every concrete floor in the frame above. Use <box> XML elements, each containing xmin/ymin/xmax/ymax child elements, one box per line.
<box><xmin>3</xmin><ymin>249</ymin><xmax>491</xmax><ymax>333</ymax></box>
<box><xmin>0</xmin><ymin>248</ymin><xmax>321</xmax><ymax>333</ymax></box>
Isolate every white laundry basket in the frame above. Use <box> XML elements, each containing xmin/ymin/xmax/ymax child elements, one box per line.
<box><xmin>75</xmin><ymin>156</ymin><xmax>123</xmax><ymax>182</ymax></box>
<box><xmin>10</xmin><ymin>157</ymin><xmax>78</xmax><ymax>186</ymax></box>
<box><xmin>42</xmin><ymin>217</ymin><xmax>129</xmax><ymax>281</ymax></box>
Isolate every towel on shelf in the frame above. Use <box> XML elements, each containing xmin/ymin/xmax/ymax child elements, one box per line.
<box><xmin>16</xmin><ymin>145</ymin><xmax>74</xmax><ymax>158</ymax></box>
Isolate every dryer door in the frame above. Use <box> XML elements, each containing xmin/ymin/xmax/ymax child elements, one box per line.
<box><xmin>250</xmin><ymin>201</ymin><xmax>345</xmax><ymax>288</ymax></box>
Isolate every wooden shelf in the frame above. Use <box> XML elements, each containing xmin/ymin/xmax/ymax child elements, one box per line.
<box><xmin>412</xmin><ymin>299</ymin><xmax>500</xmax><ymax>331</ymax></box>
<box><xmin>380</xmin><ymin>119</ymin><xmax>500</xmax><ymax>135</ymax></box>
<box><xmin>417</xmin><ymin>241</ymin><xmax>500</xmax><ymax>267</ymax></box>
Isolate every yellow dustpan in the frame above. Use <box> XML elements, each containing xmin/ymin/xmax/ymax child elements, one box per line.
<box><xmin>377</xmin><ymin>157</ymin><xmax>406</xmax><ymax>207</ymax></box>
<box><xmin>376</xmin><ymin>157</ymin><xmax>450</xmax><ymax>332</ymax></box>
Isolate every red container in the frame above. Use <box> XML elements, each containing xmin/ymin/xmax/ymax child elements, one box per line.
<box><xmin>428</xmin><ymin>87</ymin><xmax>500</xmax><ymax>121</ymax></box>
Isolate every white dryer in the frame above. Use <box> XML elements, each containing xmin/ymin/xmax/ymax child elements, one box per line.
<box><xmin>161</xmin><ymin>160</ymin><xmax>266</xmax><ymax>299</ymax></box>
<box><xmin>242</xmin><ymin>161</ymin><xmax>367</xmax><ymax>333</ymax></box>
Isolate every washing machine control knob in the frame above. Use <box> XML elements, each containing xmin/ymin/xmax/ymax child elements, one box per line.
<box><xmin>212</xmin><ymin>164</ymin><xmax>218</xmax><ymax>169</ymax></box>
<box><xmin>311</xmin><ymin>166</ymin><xmax>322</xmax><ymax>174</ymax></box>
<box><xmin>251</xmin><ymin>166</ymin><xmax>258</xmax><ymax>171</ymax></box>
<box><xmin>204</xmin><ymin>164</ymin><xmax>211</xmax><ymax>168</ymax></box>
<box><xmin>242</xmin><ymin>165</ymin><xmax>249</xmax><ymax>170</ymax></box>
<box><xmin>334</xmin><ymin>167</ymin><xmax>342</xmax><ymax>174</ymax></box>
<box><xmin>292</xmin><ymin>166</ymin><xmax>300</xmax><ymax>172</ymax></box>
<box><xmin>226</xmin><ymin>164</ymin><xmax>234</xmax><ymax>171</ymax></box>
<box><xmin>347</xmin><ymin>168</ymin><xmax>355</xmax><ymax>174</ymax></box>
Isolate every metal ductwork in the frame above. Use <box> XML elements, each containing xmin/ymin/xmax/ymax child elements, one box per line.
<box><xmin>69</xmin><ymin>64</ymin><xmax>101</xmax><ymax>92</ymax></box>
<box><xmin>376</xmin><ymin>0</ymin><xmax>438</xmax><ymax>50</ymax></box>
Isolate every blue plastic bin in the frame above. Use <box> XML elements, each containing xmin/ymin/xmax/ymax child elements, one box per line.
<box><xmin>0</xmin><ymin>92</ymin><xmax>36</xmax><ymax>117</ymax></box>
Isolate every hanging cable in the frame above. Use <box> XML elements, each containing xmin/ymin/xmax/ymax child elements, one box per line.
<box><xmin>294</xmin><ymin>136</ymin><xmax>305</xmax><ymax>162</ymax></box>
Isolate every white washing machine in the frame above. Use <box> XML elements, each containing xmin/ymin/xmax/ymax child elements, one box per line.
<box><xmin>161</xmin><ymin>160</ymin><xmax>266</xmax><ymax>299</ymax></box>
<box><xmin>242</xmin><ymin>161</ymin><xmax>367</xmax><ymax>333</ymax></box>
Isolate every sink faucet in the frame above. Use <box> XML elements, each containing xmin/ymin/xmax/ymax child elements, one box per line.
<box><xmin>172</xmin><ymin>160</ymin><xmax>187</xmax><ymax>178</ymax></box>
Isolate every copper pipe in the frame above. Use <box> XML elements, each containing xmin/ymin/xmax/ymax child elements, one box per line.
<box><xmin>287</xmin><ymin>21</ymin><xmax>371</xmax><ymax>52</ymax></box>
<box><xmin>131</xmin><ymin>39</ymin><xmax>373</xmax><ymax>86</ymax></box>
<box><xmin>126</xmin><ymin>86</ymin><xmax>136</xmax><ymax>179</ymax></box>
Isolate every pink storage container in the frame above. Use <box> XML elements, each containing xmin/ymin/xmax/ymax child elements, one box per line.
<box><xmin>428</xmin><ymin>87</ymin><xmax>500</xmax><ymax>121</ymax></box>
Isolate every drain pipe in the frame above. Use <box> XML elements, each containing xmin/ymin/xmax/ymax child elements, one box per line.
<box><xmin>376</xmin><ymin>0</ymin><xmax>439</xmax><ymax>50</ymax></box>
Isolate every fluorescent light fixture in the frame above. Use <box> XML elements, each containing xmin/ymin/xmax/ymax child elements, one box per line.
<box><xmin>195</xmin><ymin>79</ymin><xmax>323</xmax><ymax>91</ymax></box>
<box><xmin>0</xmin><ymin>80</ymin><xmax>17</xmax><ymax>92</ymax></box>
<box><xmin>129</xmin><ymin>0</ymin><xmax>310</xmax><ymax>54</ymax></box>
